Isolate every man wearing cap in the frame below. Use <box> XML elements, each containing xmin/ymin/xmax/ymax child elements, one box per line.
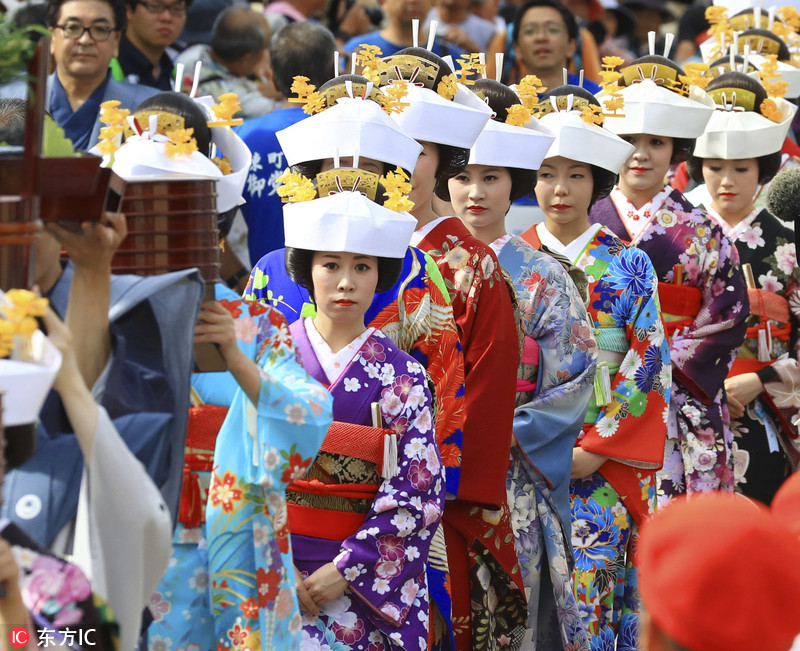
<box><xmin>46</xmin><ymin>0</ymin><xmax>158</xmax><ymax>150</ymax></box>
<box><xmin>638</xmin><ymin>493</ymin><xmax>800</xmax><ymax>651</ymax></box>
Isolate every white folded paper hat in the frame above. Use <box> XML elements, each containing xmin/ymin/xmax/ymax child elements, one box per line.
<box><xmin>747</xmin><ymin>53</ymin><xmax>800</xmax><ymax>99</ymax></box>
<box><xmin>277</xmin><ymin>98</ymin><xmax>423</xmax><ymax>173</ymax></box>
<box><xmin>391</xmin><ymin>84</ymin><xmax>493</xmax><ymax>149</ymax></box>
<box><xmin>283</xmin><ymin>192</ymin><xmax>416</xmax><ymax>258</ymax></box>
<box><xmin>0</xmin><ymin>330</ymin><xmax>62</xmax><ymax>427</ymax></box>
<box><xmin>468</xmin><ymin>117</ymin><xmax>555</xmax><ymax>170</ymax></box>
<box><xmin>693</xmin><ymin>94</ymin><xmax>797</xmax><ymax>158</ymax></box>
<box><xmin>538</xmin><ymin>98</ymin><xmax>635</xmax><ymax>172</ymax></box>
<box><xmin>194</xmin><ymin>95</ymin><xmax>253</xmax><ymax>212</ymax></box>
<box><xmin>600</xmin><ymin>78</ymin><xmax>716</xmax><ymax>137</ymax></box>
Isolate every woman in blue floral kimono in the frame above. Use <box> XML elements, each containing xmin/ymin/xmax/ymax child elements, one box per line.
<box><xmin>280</xmin><ymin>187</ymin><xmax>445</xmax><ymax>651</ymax></box>
<box><xmin>446</xmin><ymin>77</ymin><xmax>597</xmax><ymax>649</ymax></box>
<box><xmin>521</xmin><ymin>86</ymin><xmax>671</xmax><ymax>650</ymax></box>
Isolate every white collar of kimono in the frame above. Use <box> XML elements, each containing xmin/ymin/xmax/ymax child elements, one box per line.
<box><xmin>703</xmin><ymin>203</ymin><xmax>761</xmax><ymax>242</ymax></box>
<box><xmin>305</xmin><ymin>318</ymin><xmax>375</xmax><ymax>385</ymax></box>
<box><xmin>535</xmin><ymin>222</ymin><xmax>602</xmax><ymax>264</ymax></box>
<box><xmin>410</xmin><ymin>215</ymin><xmax>450</xmax><ymax>247</ymax></box>
<box><xmin>489</xmin><ymin>233</ymin><xmax>513</xmax><ymax>256</ymax></box>
<box><xmin>610</xmin><ymin>186</ymin><xmax>671</xmax><ymax>243</ymax></box>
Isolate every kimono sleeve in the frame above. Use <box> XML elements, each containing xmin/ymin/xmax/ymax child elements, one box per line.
<box><xmin>72</xmin><ymin>405</ymin><xmax>172</xmax><ymax>651</ymax></box>
<box><xmin>456</xmin><ymin>252</ymin><xmax>519</xmax><ymax>508</ymax></box>
<box><xmin>512</xmin><ymin>249</ymin><xmax>598</xmax><ymax>489</ymax></box>
<box><xmin>334</xmin><ymin>357</ymin><xmax>445</xmax><ymax>634</ymax></box>
<box><xmin>580</xmin><ymin>248</ymin><xmax>672</xmax><ymax>468</ymax></box>
<box><xmin>670</xmin><ymin>224</ymin><xmax>748</xmax><ymax>403</ymax></box>
<box><xmin>234</xmin><ymin>309</ymin><xmax>333</xmax><ymax>489</ymax></box>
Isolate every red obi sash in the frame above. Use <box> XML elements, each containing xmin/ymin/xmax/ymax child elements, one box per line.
<box><xmin>658</xmin><ymin>281</ymin><xmax>702</xmax><ymax>337</ymax></box>
<box><xmin>730</xmin><ymin>289</ymin><xmax>791</xmax><ymax>378</ymax></box>
<box><xmin>179</xmin><ymin>404</ymin><xmax>228</xmax><ymax>528</ymax></box>
<box><xmin>287</xmin><ymin>421</ymin><xmax>396</xmax><ymax>541</ymax></box>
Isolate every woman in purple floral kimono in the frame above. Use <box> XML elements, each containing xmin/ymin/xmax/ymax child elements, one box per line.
<box><xmin>281</xmin><ymin>189</ymin><xmax>446</xmax><ymax>651</ymax></box>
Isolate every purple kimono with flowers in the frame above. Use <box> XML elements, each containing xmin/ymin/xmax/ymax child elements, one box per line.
<box><xmin>590</xmin><ymin>188</ymin><xmax>748</xmax><ymax>503</ymax></box>
<box><xmin>288</xmin><ymin>320</ymin><xmax>445</xmax><ymax>651</ymax></box>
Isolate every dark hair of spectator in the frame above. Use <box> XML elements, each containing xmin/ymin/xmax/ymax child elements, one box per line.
<box><xmin>539</xmin><ymin>84</ymin><xmax>617</xmax><ymax>206</ymax></box>
<box><xmin>285</xmin><ymin>248</ymin><xmax>404</xmax><ymax>301</ymax></box>
<box><xmin>269</xmin><ymin>22</ymin><xmax>336</xmax><ymax>98</ymax></box>
<box><xmin>210</xmin><ymin>7</ymin><xmax>267</xmax><ymax>62</ymax></box>
<box><xmin>0</xmin><ymin>98</ymin><xmax>26</xmax><ymax>148</ymax></box>
<box><xmin>686</xmin><ymin>71</ymin><xmax>781</xmax><ymax>185</ymax></box>
<box><xmin>512</xmin><ymin>0</ymin><xmax>578</xmax><ymax>45</ymax></box>
<box><xmin>46</xmin><ymin>0</ymin><xmax>127</xmax><ymax>32</ymax></box>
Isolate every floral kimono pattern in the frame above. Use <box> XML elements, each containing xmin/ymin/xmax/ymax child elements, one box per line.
<box><xmin>522</xmin><ymin>225</ymin><xmax>671</xmax><ymax>649</ymax></box>
<box><xmin>708</xmin><ymin>208</ymin><xmax>800</xmax><ymax>504</ymax></box>
<box><xmin>497</xmin><ymin>236</ymin><xmax>597</xmax><ymax>650</ymax></box>
<box><xmin>204</xmin><ymin>306</ymin><xmax>332</xmax><ymax>651</ymax></box>
<box><xmin>416</xmin><ymin>218</ymin><xmax>521</xmax><ymax>651</ymax></box>
<box><xmin>148</xmin><ymin>285</ymin><xmax>282</xmax><ymax>651</ymax></box>
<box><xmin>287</xmin><ymin>321</ymin><xmax>445</xmax><ymax>651</ymax></box>
<box><xmin>244</xmin><ymin>245</ymin><xmax>463</xmax><ymax>646</ymax></box>
<box><xmin>244</xmin><ymin>245</ymin><xmax>464</xmax><ymax>499</ymax></box>
<box><xmin>6</xmin><ymin>522</ymin><xmax>119</xmax><ymax>651</ymax></box>
<box><xmin>590</xmin><ymin>189</ymin><xmax>748</xmax><ymax>504</ymax></box>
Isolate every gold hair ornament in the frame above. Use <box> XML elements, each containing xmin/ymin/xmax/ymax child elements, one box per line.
<box><xmin>97</xmin><ymin>100</ymin><xmax>130</xmax><ymax>157</ymax></box>
<box><xmin>208</xmin><ymin>93</ymin><xmax>244</xmax><ymax>127</ymax></box>
<box><xmin>380</xmin><ymin>167</ymin><xmax>415</xmax><ymax>212</ymax></box>
<box><xmin>276</xmin><ymin>170</ymin><xmax>317</xmax><ymax>203</ymax></box>
<box><xmin>316</xmin><ymin>168</ymin><xmax>380</xmax><ymax>200</ymax></box>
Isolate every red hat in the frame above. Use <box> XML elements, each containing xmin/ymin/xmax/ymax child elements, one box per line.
<box><xmin>638</xmin><ymin>493</ymin><xmax>800</xmax><ymax>651</ymax></box>
<box><xmin>773</xmin><ymin>472</ymin><xmax>800</xmax><ymax>538</ymax></box>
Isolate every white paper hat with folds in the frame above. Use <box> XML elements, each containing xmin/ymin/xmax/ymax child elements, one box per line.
<box><xmin>391</xmin><ymin>84</ymin><xmax>493</xmax><ymax>148</ymax></box>
<box><xmin>693</xmin><ymin>96</ymin><xmax>797</xmax><ymax>158</ymax></box>
<box><xmin>468</xmin><ymin>117</ymin><xmax>555</xmax><ymax>170</ymax></box>
<box><xmin>538</xmin><ymin>107</ymin><xmax>635</xmax><ymax>172</ymax></box>
<box><xmin>283</xmin><ymin>192</ymin><xmax>417</xmax><ymax>258</ymax></box>
<box><xmin>277</xmin><ymin>98</ymin><xmax>423</xmax><ymax>172</ymax></box>
<box><xmin>0</xmin><ymin>330</ymin><xmax>62</xmax><ymax>426</ymax></box>
<box><xmin>111</xmin><ymin>101</ymin><xmax>252</xmax><ymax>213</ymax></box>
<box><xmin>748</xmin><ymin>53</ymin><xmax>800</xmax><ymax>99</ymax></box>
<box><xmin>600</xmin><ymin>79</ymin><xmax>716</xmax><ymax>137</ymax></box>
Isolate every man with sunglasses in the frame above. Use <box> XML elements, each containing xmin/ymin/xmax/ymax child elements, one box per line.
<box><xmin>45</xmin><ymin>0</ymin><xmax>158</xmax><ymax>150</ymax></box>
<box><xmin>113</xmin><ymin>0</ymin><xmax>191</xmax><ymax>89</ymax></box>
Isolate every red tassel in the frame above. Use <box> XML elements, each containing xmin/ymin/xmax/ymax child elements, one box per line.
<box><xmin>178</xmin><ymin>466</ymin><xmax>203</xmax><ymax>529</ymax></box>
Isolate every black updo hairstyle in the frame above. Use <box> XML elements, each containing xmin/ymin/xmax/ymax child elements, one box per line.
<box><xmin>135</xmin><ymin>91</ymin><xmax>212</xmax><ymax>158</ymax></box>
<box><xmin>686</xmin><ymin>71</ymin><xmax>783</xmax><ymax>185</ymax></box>
<box><xmin>285</xmin><ymin>248</ymin><xmax>404</xmax><ymax>302</ymax></box>
<box><xmin>739</xmin><ymin>28</ymin><xmax>791</xmax><ymax>61</ymax></box>
<box><xmin>707</xmin><ymin>54</ymin><xmax>759</xmax><ymax>76</ymax></box>
<box><xmin>436</xmin><ymin>78</ymin><xmax>537</xmax><ymax>202</ymax></box>
<box><xmin>620</xmin><ymin>54</ymin><xmax>695</xmax><ymax>164</ymax></box>
<box><xmin>539</xmin><ymin>85</ymin><xmax>617</xmax><ymax>206</ymax></box>
<box><xmin>391</xmin><ymin>47</ymin><xmax>471</xmax><ymax>200</ymax></box>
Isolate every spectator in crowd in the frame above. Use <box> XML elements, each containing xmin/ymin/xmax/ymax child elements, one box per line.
<box><xmin>674</xmin><ymin>0</ymin><xmax>710</xmax><ymax>61</ymax></box>
<box><xmin>180</xmin><ymin>0</ymin><xmax>241</xmax><ymax>43</ymax></box>
<box><xmin>424</xmin><ymin>0</ymin><xmax>499</xmax><ymax>52</ymax></box>
<box><xmin>176</xmin><ymin>7</ymin><xmax>280</xmax><ymax>119</ymax></box>
<box><xmin>623</xmin><ymin>0</ymin><xmax>674</xmax><ymax>56</ymax></box>
<box><xmin>236</xmin><ymin>21</ymin><xmax>335</xmax><ymax>266</ymax></box>
<box><xmin>263</xmin><ymin>0</ymin><xmax>325</xmax><ymax>33</ymax></box>
<box><xmin>113</xmin><ymin>0</ymin><xmax>189</xmax><ymax>89</ymax></box>
<box><xmin>489</xmin><ymin>0</ymin><xmax>600</xmax><ymax>89</ymax></box>
<box><xmin>46</xmin><ymin>0</ymin><xmax>158</xmax><ymax>149</ymax></box>
<box><xmin>343</xmin><ymin>0</ymin><xmax>465</xmax><ymax>62</ymax></box>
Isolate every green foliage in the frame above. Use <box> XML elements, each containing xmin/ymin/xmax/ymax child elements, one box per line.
<box><xmin>0</xmin><ymin>13</ymin><xmax>48</xmax><ymax>86</ymax></box>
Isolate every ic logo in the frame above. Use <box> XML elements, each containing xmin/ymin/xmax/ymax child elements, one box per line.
<box><xmin>9</xmin><ymin>627</ymin><xmax>29</xmax><ymax>647</ymax></box>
